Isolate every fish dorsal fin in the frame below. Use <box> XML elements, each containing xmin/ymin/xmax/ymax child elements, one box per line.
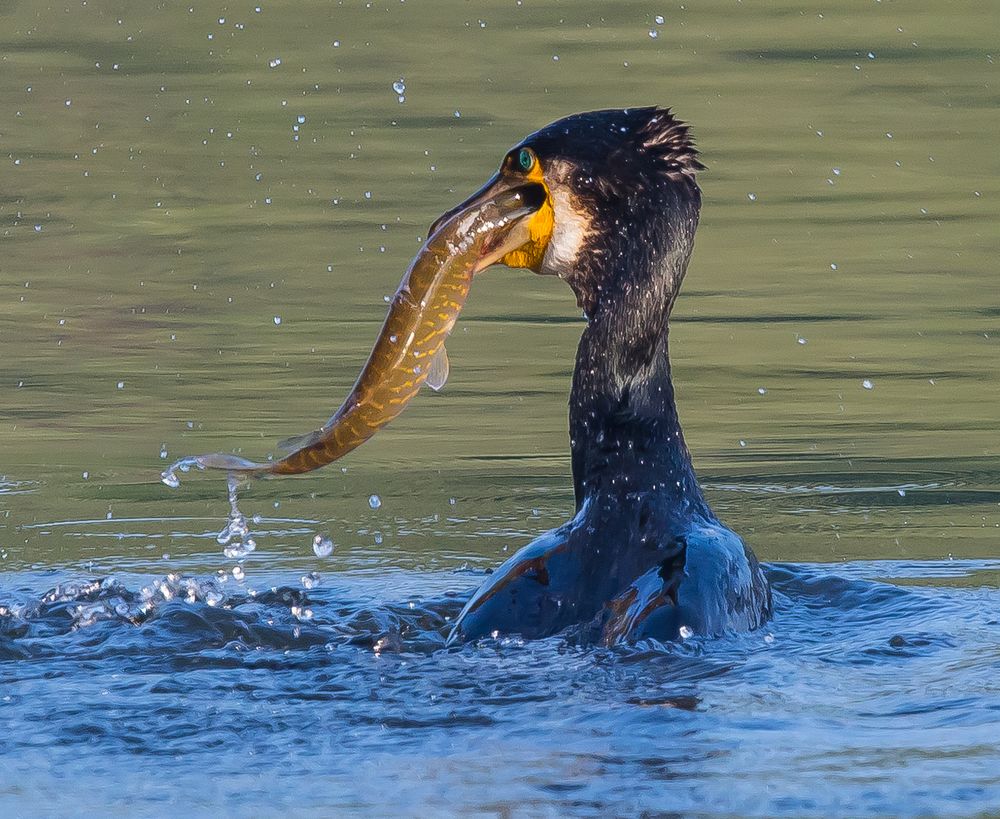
<box><xmin>425</xmin><ymin>345</ymin><xmax>450</xmax><ymax>392</ymax></box>
<box><xmin>277</xmin><ymin>427</ymin><xmax>326</xmax><ymax>453</ymax></box>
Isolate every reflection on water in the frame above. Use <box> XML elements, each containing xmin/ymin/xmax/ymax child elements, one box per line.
<box><xmin>1</xmin><ymin>0</ymin><xmax>998</xmax><ymax>813</ymax></box>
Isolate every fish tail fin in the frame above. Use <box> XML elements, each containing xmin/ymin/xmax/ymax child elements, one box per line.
<box><xmin>160</xmin><ymin>453</ymin><xmax>273</xmax><ymax>487</ymax></box>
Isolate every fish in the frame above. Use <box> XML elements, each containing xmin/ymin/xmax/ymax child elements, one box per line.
<box><xmin>161</xmin><ymin>183</ymin><xmax>543</xmax><ymax>487</ymax></box>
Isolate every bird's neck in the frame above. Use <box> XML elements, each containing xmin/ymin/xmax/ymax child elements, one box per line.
<box><xmin>569</xmin><ymin>319</ymin><xmax>707</xmax><ymax>518</ymax></box>
<box><xmin>566</xmin><ymin>193</ymin><xmax>707</xmax><ymax>518</ymax></box>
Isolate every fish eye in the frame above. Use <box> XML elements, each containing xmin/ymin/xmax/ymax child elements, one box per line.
<box><xmin>518</xmin><ymin>148</ymin><xmax>535</xmax><ymax>172</ymax></box>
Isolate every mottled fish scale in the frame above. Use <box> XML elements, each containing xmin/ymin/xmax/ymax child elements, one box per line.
<box><xmin>162</xmin><ymin>187</ymin><xmax>535</xmax><ymax>485</ymax></box>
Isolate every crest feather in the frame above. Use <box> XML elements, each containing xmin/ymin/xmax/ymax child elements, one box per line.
<box><xmin>636</xmin><ymin>107</ymin><xmax>705</xmax><ymax>181</ymax></box>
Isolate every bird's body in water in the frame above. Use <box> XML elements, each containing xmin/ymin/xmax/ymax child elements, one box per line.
<box><xmin>446</xmin><ymin>107</ymin><xmax>771</xmax><ymax>643</ymax></box>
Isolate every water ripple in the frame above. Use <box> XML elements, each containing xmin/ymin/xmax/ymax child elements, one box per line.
<box><xmin>2</xmin><ymin>560</ymin><xmax>999</xmax><ymax>813</ymax></box>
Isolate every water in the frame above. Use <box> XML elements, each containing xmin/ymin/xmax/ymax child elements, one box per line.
<box><xmin>4</xmin><ymin>560</ymin><xmax>1000</xmax><ymax>813</ymax></box>
<box><xmin>2</xmin><ymin>0</ymin><xmax>999</xmax><ymax>814</ymax></box>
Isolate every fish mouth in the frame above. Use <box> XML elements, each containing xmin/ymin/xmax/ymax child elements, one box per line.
<box><xmin>428</xmin><ymin>176</ymin><xmax>548</xmax><ymax>274</ymax></box>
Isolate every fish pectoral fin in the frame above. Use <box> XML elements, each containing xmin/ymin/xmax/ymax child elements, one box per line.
<box><xmin>277</xmin><ymin>427</ymin><xmax>327</xmax><ymax>453</ymax></box>
<box><xmin>425</xmin><ymin>345</ymin><xmax>450</xmax><ymax>392</ymax></box>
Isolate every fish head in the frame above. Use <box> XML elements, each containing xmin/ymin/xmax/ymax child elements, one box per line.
<box><xmin>427</xmin><ymin>153</ymin><xmax>552</xmax><ymax>276</ymax></box>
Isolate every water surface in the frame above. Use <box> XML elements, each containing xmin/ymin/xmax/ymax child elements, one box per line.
<box><xmin>2</xmin><ymin>0</ymin><xmax>999</xmax><ymax>814</ymax></box>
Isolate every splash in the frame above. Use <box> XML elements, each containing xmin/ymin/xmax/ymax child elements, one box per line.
<box><xmin>216</xmin><ymin>473</ymin><xmax>256</xmax><ymax>559</ymax></box>
<box><xmin>161</xmin><ymin>462</ymin><xmax>260</xmax><ymax>559</ymax></box>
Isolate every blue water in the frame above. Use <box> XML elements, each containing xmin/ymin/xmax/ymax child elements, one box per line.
<box><xmin>3</xmin><ymin>557</ymin><xmax>1000</xmax><ymax>816</ymax></box>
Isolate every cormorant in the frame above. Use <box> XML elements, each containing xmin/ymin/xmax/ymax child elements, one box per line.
<box><xmin>440</xmin><ymin>107</ymin><xmax>772</xmax><ymax>644</ymax></box>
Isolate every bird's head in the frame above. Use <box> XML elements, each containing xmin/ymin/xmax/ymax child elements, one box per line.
<box><xmin>430</xmin><ymin>107</ymin><xmax>704</xmax><ymax>316</ymax></box>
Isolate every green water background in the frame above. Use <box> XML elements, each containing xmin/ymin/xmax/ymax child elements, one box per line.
<box><xmin>2</xmin><ymin>0</ymin><xmax>997</xmax><ymax>577</ymax></box>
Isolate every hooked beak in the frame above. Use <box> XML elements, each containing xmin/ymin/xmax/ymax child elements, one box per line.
<box><xmin>428</xmin><ymin>173</ymin><xmax>548</xmax><ymax>274</ymax></box>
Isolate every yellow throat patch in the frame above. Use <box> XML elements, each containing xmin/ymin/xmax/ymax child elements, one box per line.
<box><xmin>501</xmin><ymin>163</ymin><xmax>554</xmax><ymax>272</ymax></box>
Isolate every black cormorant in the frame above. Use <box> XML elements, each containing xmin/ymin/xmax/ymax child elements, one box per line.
<box><xmin>440</xmin><ymin>107</ymin><xmax>772</xmax><ymax>644</ymax></box>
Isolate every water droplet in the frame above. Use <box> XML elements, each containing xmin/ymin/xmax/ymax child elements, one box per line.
<box><xmin>223</xmin><ymin>539</ymin><xmax>255</xmax><ymax>559</ymax></box>
<box><xmin>368</xmin><ymin>494</ymin><xmax>382</xmax><ymax>510</ymax></box>
<box><xmin>312</xmin><ymin>535</ymin><xmax>334</xmax><ymax>557</ymax></box>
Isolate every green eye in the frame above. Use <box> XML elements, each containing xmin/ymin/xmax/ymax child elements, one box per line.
<box><xmin>518</xmin><ymin>148</ymin><xmax>535</xmax><ymax>172</ymax></box>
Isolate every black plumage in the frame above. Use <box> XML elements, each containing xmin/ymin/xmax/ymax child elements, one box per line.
<box><xmin>450</xmin><ymin>108</ymin><xmax>771</xmax><ymax>645</ymax></box>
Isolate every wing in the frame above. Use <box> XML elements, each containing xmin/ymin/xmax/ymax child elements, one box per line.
<box><xmin>600</xmin><ymin>518</ymin><xmax>771</xmax><ymax>644</ymax></box>
<box><xmin>447</xmin><ymin>522</ymin><xmax>579</xmax><ymax>643</ymax></box>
